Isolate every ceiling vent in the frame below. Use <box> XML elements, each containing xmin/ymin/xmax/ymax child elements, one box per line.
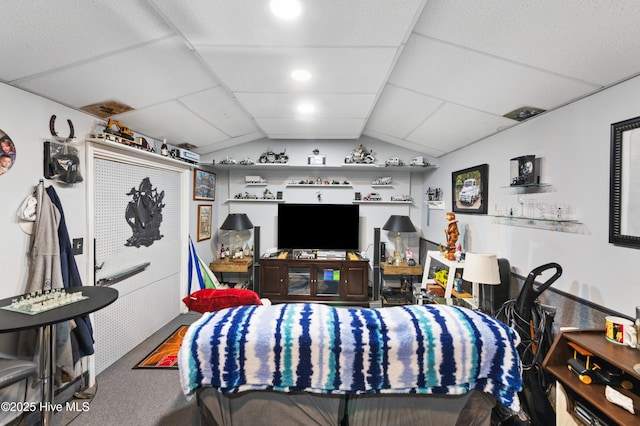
<box><xmin>80</xmin><ymin>101</ymin><xmax>134</xmax><ymax>118</ymax></box>
<box><xmin>503</xmin><ymin>106</ymin><xmax>546</xmax><ymax>122</ymax></box>
<box><xmin>178</xmin><ymin>143</ymin><xmax>198</xmax><ymax>150</ymax></box>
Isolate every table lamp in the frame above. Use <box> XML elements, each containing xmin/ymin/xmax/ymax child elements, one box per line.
<box><xmin>382</xmin><ymin>215</ymin><xmax>416</xmax><ymax>265</ymax></box>
<box><xmin>220</xmin><ymin>213</ymin><xmax>254</xmax><ymax>256</ymax></box>
<box><xmin>462</xmin><ymin>252</ymin><xmax>500</xmax><ymax>313</ymax></box>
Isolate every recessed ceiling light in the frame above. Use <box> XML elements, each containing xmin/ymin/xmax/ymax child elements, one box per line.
<box><xmin>291</xmin><ymin>69</ymin><xmax>311</xmax><ymax>81</ymax></box>
<box><xmin>270</xmin><ymin>0</ymin><xmax>301</xmax><ymax>19</ymax></box>
<box><xmin>297</xmin><ymin>103</ymin><xmax>315</xmax><ymax>114</ymax></box>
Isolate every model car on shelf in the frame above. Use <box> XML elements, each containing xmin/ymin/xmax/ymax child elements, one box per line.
<box><xmin>234</xmin><ymin>192</ymin><xmax>259</xmax><ymax>199</ymax></box>
<box><xmin>410</xmin><ymin>156</ymin><xmax>431</xmax><ymax>166</ymax></box>
<box><xmin>219</xmin><ymin>156</ymin><xmax>237</xmax><ymax>165</ymax></box>
<box><xmin>385</xmin><ymin>157</ymin><xmax>405</xmax><ymax>166</ymax></box>
<box><xmin>169</xmin><ymin>147</ymin><xmax>200</xmax><ymax>164</ymax></box>
<box><xmin>259</xmin><ymin>148</ymin><xmax>289</xmax><ymax>163</ymax></box>
<box><xmin>391</xmin><ymin>195</ymin><xmax>413</xmax><ymax>202</ymax></box>
<box><xmin>372</xmin><ymin>176</ymin><xmax>392</xmax><ymax>185</ymax></box>
<box><xmin>239</xmin><ymin>157</ymin><xmax>255</xmax><ymax>165</ymax></box>
<box><xmin>245</xmin><ymin>176</ymin><xmax>267</xmax><ymax>184</ymax></box>
<box><xmin>363</xmin><ymin>192</ymin><xmax>382</xmax><ymax>201</ymax></box>
<box><xmin>90</xmin><ymin>132</ymin><xmax>155</xmax><ymax>153</ymax></box>
<box><xmin>344</xmin><ymin>144</ymin><xmax>375</xmax><ymax>164</ymax></box>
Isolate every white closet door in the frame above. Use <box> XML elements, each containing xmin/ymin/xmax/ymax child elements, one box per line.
<box><xmin>91</xmin><ymin>155</ymin><xmax>184</xmax><ymax>374</ymax></box>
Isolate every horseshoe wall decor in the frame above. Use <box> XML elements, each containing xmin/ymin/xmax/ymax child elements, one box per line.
<box><xmin>49</xmin><ymin>114</ymin><xmax>75</xmax><ymax>140</ymax></box>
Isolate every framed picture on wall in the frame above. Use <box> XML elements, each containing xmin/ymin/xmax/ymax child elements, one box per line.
<box><xmin>197</xmin><ymin>204</ymin><xmax>212</xmax><ymax>241</ymax></box>
<box><xmin>193</xmin><ymin>169</ymin><xmax>216</xmax><ymax>201</ymax></box>
<box><xmin>610</xmin><ymin>116</ymin><xmax>640</xmax><ymax>248</ymax></box>
<box><xmin>451</xmin><ymin>164</ymin><xmax>488</xmax><ymax>215</ymax></box>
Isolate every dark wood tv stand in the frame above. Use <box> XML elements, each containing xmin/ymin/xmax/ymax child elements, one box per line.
<box><xmin>259</xmin><ymin>251</ymin><xmax>369</xmax><ymax>305</ymax></box>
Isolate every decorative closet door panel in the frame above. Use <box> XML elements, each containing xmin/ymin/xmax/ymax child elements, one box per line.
<box><xmin>92</xmin><ymin>158</ymin><xmax>182</xmax><ymax>374</ymax></box>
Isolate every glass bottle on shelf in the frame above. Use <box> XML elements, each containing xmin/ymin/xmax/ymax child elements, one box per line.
<box><xmin>160</xmin><ymin>139</ymin><xmax>169</xmax><ymax>157</ymax></box>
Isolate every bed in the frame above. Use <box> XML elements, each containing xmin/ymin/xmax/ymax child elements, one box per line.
<box><xmin>178</xmin><ymin>303</ymin><xmax>522</xmax><ymax>425</ymax></box>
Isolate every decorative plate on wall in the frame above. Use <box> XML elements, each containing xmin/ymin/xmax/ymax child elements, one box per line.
<box><xmin>0</xmin><ymin>129</ymin><xmax>16</xmax><ymax>176</ymax></box>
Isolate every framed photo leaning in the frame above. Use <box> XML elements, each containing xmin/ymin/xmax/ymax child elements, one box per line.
<box><xmin>197</xmin><ymin>204</ymin><xmax>212</xmax><ymax>241</ymax></box>
<box><xmin>193</xmin><ymin>169</ymin><xmax>216</xmax><ymax>201</ymax></box>
<box><xmin>451</xmin><ymin>164</ymin><xmax>488</xmax><ymax>215</ymax></box>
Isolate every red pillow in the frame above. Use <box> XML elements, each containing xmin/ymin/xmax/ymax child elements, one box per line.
<box><xmin>182</xmin><ymin>288</ymin><xmax>262</xmax><ymax>313</ymax></box>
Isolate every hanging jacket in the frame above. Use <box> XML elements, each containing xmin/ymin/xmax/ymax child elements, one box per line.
<box><xmin>46</xmin><ymin>186</ymin><xmax>95</xmax><ymax>357</ymax></box>
<box><xmin>18</xmin><ymin>182</ymin><xmax>75</xmax><ymax>382</ymax></box>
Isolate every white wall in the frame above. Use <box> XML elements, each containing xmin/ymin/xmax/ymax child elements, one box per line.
<box><xmin>0</xmin><ymin>84</ymin><xmax>96</xmax><ymax>352</ymax></box>
<box><xmin>421</xmin><ymin>75</ymin><xmax>640</xmax><ymax>318</ymax></box>
<box><xmin>0</xmin><ymin>83</ymin><xmax>197</xmax><ymax>361</ymax></box>
<box><xmin>199</xmin><ymin>137</ymin><xmax>434</xmax><ymax>262</ymax></box>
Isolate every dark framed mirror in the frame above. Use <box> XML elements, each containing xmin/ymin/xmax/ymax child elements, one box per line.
<box><xmin>610</xmin><ymin>116</ymin><xmax>640</xmax><ymax>248</ymax></box>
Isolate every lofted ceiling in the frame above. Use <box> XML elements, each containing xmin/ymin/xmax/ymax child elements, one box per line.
<box><xmin>2</xmin><ymin>0</ymin><xmax>640</xmax><ymax>158</ymax></box>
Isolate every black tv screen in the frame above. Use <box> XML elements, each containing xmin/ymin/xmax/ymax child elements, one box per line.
<box><xmin>277</xmin><ymin>204</ymin><xmax>360</xmax><ymax>250</ymax></box>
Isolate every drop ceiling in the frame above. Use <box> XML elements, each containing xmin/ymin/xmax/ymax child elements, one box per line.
<box><xmin>2</xmin><ymin>0</ymin><xmax>640</xmax><ymax>158</ymax></box>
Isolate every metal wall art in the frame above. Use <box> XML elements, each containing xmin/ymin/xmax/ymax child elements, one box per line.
<box><xmin>125</xmin><ymin>177</ymin><xmax>165</xmax><ymax>247</ymax></box>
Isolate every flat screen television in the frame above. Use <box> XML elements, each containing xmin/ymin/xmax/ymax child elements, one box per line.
<box><xmin>277</xmin><ymin>203</ymin><xmax>360</xmax><ymax>250</ymax></box>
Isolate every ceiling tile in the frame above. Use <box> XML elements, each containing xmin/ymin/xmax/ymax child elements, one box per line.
<box><xmin>114</xmin><ymin>101</ymin><xmax>229</xmax><ymax>148</ymax></box>
<box><xmin>150</xmin><ymin>0</ymin><xmax>426</xmax><ymax>46</ymax></box>
<box><xmin>406</xmin><ymin>103</ymin><xmax>515</xmax><ymax>152</ymax></box>
<box><xmin>414</xmin><ymin>0</ymin><xmax>640</xmax><ymax>85</ymax></box>
<box><xmin>16</xmin><ymin>37</ymin><xmax>219</xmax><ymax>110</ymax></box>
<box><xmin>199</xmin><ymin>47</ymin><xmax>398</xmax><ymax>93</ymax></box>
<box><xmin>235</xmin><ymin>93</ymin><xmax>376</xmax><ymax>118</ymax></box>
<box><xmin>363</xmin><ymin>129</ymin><xmax>447</xmax><ymax>158</ymax></box>
<box><xmin>389</xmin><ymin>35</ymin><xmax>600</xmax><ymax>116</ymax></box>
<box><xmin>366</xmin><ymin>85</ymin><xmax>444</xmax><ymax>138</ymax></box>
<box><xmin>0</xmin><ymin>0</ymin><xmax>172</xmax><ymax>81</ymax></box>
<box><xmin>255</xmin><ymin>118</ymin><xmax>366</xmax><ymax>139</ymax></box>
<box><xmin>180</xmin><ymin>87</ymin><xmax>260</xmax><ymax>137</ymax></box>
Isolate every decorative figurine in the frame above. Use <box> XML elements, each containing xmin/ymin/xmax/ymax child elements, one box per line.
<box><xmin>444</xmin><ymin>212</ymin><xmax>459</xmax><ymax>261</ymax></box>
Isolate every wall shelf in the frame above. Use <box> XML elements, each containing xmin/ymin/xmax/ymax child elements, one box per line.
<box><xmin>286</xmin><ymin>183</ymin><xmax>352</xmax><ymax>188</ymax></box>
<box><xmin>87</xmin><ymin>137</ymin><xmax>193</xmax><ymax>169</ymax></box>
<box><xmin>492</xmin><ymin>215</ymin><xmax>583</xmax><ymax>233</ymax></box>
<box><xmin>352</xmin><ymin>200</ymin><xmax>412</xmax><ymax>204</ymax></box>
<box><xmin>210</xmin><ymin>163</ymin><xmax>437</xmax><ymax>172</ymax></box>
<box><xmin>226</xmin><ymin>199</ymin><xmax>285</xmax><ymax>203</ymax></box>
<box><xmin>425</xmin><ymin>201</ymin><xmax>445</xmax><ymax>210</ymax></box>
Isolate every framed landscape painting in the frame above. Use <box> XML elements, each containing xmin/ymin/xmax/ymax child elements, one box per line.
<box><xmin>451</xmin><ymin>164</ymin><xmax>488</xmax><ymax>215</ymax></box>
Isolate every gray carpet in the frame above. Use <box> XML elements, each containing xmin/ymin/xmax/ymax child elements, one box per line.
<box><xmin>54</xmin><ymin>312</ymin><xmax>202</xmax><ymax>426</ymax></box>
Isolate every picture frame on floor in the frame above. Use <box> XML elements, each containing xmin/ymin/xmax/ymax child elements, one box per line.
<box><xmin>451</xmin><ymin>164</ymin><xmax>488</xmax><ymax>215</ymax></box>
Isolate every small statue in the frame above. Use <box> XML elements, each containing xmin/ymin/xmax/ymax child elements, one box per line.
<box><xmin>444</xmin><ymin>212</ymin><xmax>459</xmax><ymax>261</ymax></box>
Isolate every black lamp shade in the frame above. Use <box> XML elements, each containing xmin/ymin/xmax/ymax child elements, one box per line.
<box><xmin>220</xmin><ymin>213</ymin><xmax>253</xmax><ymax>230</ymax></box>
<box><xmin>382</xmin><ymin>215</ymin><xmax>416</xmax><ymax>232</ymax></box>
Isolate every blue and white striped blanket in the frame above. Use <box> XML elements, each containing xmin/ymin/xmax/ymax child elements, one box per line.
<box><xmin>178</xmin><ymin>303</ymin><xmax>522</xmax><ymax>411</ymax></box>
